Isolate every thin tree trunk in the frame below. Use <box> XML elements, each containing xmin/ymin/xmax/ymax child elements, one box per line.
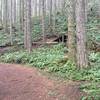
<box><xmin>41</xmin><ymin>0</ymin><xmax>46</xmax><ymax>44</ymax></box>
<box><xmin>24</xmin><ymin>0</ymin><xmax>27</xmax><ymax>49</ymax></box>
<box><xmin>34</xmin><ymin>0</ymin><xmax>37</xmax><ymax>17</ymax></box>
<box><xmin>13</xmin><ymin>0</ymin><xmax>17</xmax><ymax>27</ymax></box>
<box><xmin>85</xmin><ymin>0</ymin><xmax>88</xmax><ymax>22</ymax></box>
<box><xmin>39</xmin><ymin>0</ymin><xmax>41</xmax><ymax>17</ymax></box>
<box><xmin>3</xmin><ymin>0</ymin><xmax>8</xmax><ymax>33</ymax></box>
<box><xmin>53</xmin><ymin>0</ymin><xmax>57</xmax><ymax>34</ymax></box>
<box><xmin>98</xmin><ymin>1</ymin><xmax>100</xmax><ymax>17</ymax></box>
<box><xmin>76</xmin><ymin>0</ymin><xmax>88</xmax><ymax>68</ymax></box>
<box><xmin>49</xmin><ymin>0</ymin><xmax>52</xmax><ymax>34</ymax></box>
<box><xmin>0</xmin><ymin>0</ymin><xmax>3</xmax><ymax>25</ymax></box>
<box><xmin>22</xmin><ymin>0</ymin><xmax>24</xmax><ymax>32</ymax></box>
<box><xmin>27</xmin><ymin>0</ymin><xmax>32</xmax><ymax>52</ymax></box>
<box><xmin>19</xmin><ymin>0</ymin><xmax>24</xmax><ymax>31</ymax></box>
<box><xmin>10</xmin><ymin>0</ymin><xmax>13</xmax><ymax>45</ymax></box>
<box><xmin>24</xmin><ymin>0</ymin><xmax>32</xmax><ymax>52</ymax></box>
<box><xmin>67</xmin><ymin>0</ymin><xmax>76</xmax><ymax>62</ymax></box>
<box><xmin>19</xmin><ymin>0</ymin><xmax>22</xmax><ymax>30</ymax></box>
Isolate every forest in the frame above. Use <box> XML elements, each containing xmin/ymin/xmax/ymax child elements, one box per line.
<box><xmin>0</xmin><ymin>0</ymin><xmax>100</xmax><ymax>100</ymax></box>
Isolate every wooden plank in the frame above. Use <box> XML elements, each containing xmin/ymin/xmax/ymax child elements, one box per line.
<box><xmin>32</xmin><ymin>42</ymin><xmax>58</xmax><ymax>44</ymax></box>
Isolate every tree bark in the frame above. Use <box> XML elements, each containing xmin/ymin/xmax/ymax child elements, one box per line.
<box><xmin>0</xmin><ymin>0</ymin><xmax>3</xmax><ymax>25</ymax></box>
<box><xmin>76</xmin><ymin>0</ymin><xmax>88</xmax><ymax>68</ymax></box>
<box><xmin>13</xmin><ymin>0</ymin><xmax>17</xmax><ymax>27</ymax></box>
<box><xmin>24</xmin><ymin>0</ymin><xmax>32</xmax><ymax>52</ymax></box>
<box><xmin>41</xmin><ymin>0</ymin><xmax>46</xmax><ymax>44</ymax></box>
<box><xmin>27</xmin><ymin>0</ymin><xmax>32</xmax><ymax>52</ymax></box>
<box><xmin>85</xmin><ymin>0</ymin><xmax>88</xmax><ymax>22</ymax></box>
<box><xmin>39</xmin><ymin>0</ymin><xmax>41</xmax><ymax>17</ymax></box>
<box><xmin>3</xmin><ymin>0</ymin><xmax>8</xmax><ymax>33</ymax></box>
<box><xmin>49</xmin><ymin>0</ymin><xmax>53</xmax><ymax>34</ymax></box>
<box><xmin>10</xmin><ymin>0</ymin><xmax>13</xmax><ymax>45</ymax></box>
<box><xmin>53</xmin><ymin>0</ymin><xmax>57</xmax><ymax>34</ymax></box>
<box><xmin>67</xmin><ymin>0</ymin><xmax>76</xmax><ymax>62</ymax></box>
<box><xmin>34</xmin><ymin>0</ymin><xmax>37</xmax><ymax>17</ymax></box>
<box><xmin>24</xmin><ymin>0</ymin><xmax>27</xmax><ymax>49</ymax></box>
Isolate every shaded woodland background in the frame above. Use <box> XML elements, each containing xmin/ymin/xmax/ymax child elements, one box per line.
<box><xmin>0</xmin><ymin>0</ymin><xmax>100</xmax><ymax>99</ymax></box>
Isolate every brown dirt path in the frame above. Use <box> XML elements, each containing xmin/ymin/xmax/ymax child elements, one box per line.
<box><xmin>0</xmin><ymin>64</ymin><xmax>84</xmax><ymax>100</ymax></box>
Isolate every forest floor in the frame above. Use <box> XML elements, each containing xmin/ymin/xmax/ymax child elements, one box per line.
<box><xmin>0</xmin><ymin>63</ymin><xmax>85</xmax><ymax>100</ymax></box>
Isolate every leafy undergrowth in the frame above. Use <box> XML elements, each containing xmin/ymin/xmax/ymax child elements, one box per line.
<box><xmin>80</xmin><ymin>52</ymin><xmax>100</xmax><ymax>100</ymax></box>
<box><xmin>87</xmin><ymin>17</ymin><xmax>100</xmax><ymax>52</ymax></box>
<box><xmin>0</xmin><ymin>13</ymin><xmax>68</xmax><ymax>46</ymax></box>
<box><xmin>0</xmin><ymin>31</ymin><xmax>10</xmax><ymax>46</ymax></box>
<box><xmin>81</xmin><ymin>82</ymin><xmax>100</xmax><ymax>100</ymax></box>
<box><xmin>0</xmin><ymin>44</ymin><xmax>100</xmax><ymax>99</ymax></box>
<box><xmin>0</xmin><ymin>44</ymin><xmax>65</xmax><ymax>68</ymax></box>
<box><xmin>0</xmin><ymin>30</ymin><xmax>24</xmax><ymax>46</ymax></box>
<box><xmin>0</xmin><ymin>15</ymin><xmax>100</xmax><ymax>99</ymax></box>
<box><xmin>79</xmin><ymin>17</ymin><xmax>100</xmax><ymax>99</ymax></box>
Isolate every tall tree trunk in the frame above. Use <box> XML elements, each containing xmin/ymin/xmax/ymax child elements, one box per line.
<box><xmin>85</xmin><ymin>0</ymin><xmax>88</xmax><ymax>22</ymax></box>
<box><xmin>3</xmin><ymin>0</ymin><xmax>8</xmax><ymax>33</ymax></box>
<box><xmin>53</xmin><ymin>0</ymin><xmax>57</xmax><ymax>34</ymax></box>
<box><xmin>13</xmin><ymin>0</ymin><xmax>17</xmax><ymax>27</ymax></box>
<box><xmin>39</xmin><ymin>0</ymin><xmax>41</xmax><ymax>17</ymax></box>
<box><xmin>20</xmin><ymin>0</ymin><xmax>24</xmax><ymax>31</ymax></box>
<box><xmin>0</xmin><ymin>0</ymin><xmax>3</xmax><ymax>25</ymax></box>
<box><xmin>98</xmin><ymin>1</ymin><xmax>100</xmax><ymax>17</ymax></box>
<box><xmin>61</xmin><ymin>0</ymin><xmax>65</xmax><ymax>15</ymax></box>
<box><xmin>41</xmin><ymin>0</ymin><xmax>46</xmax><ymax>44</ymax></box>
<box><xmin>67</xmin><ymin>0</ymin><xmax>76</xmax><ymax>62</ymax></box>
<box><xmin>27</xmin><ymin>0</ymin><xmax>32</xmax><ymax>52</ymax></box>
<box><xmin>44</xmin><ymin>0</ymin><xmax>46</xmax><ymax>16</ymax></box>
<box><xmin>19</xmin><ymin>0</ymin><xmax>22</xmax><ymax>30</ymax></box>
<box><xmin>22</xmin><ymin>0</ymin><xmax>24</xmax><ymax>32</ymax></box>
<box><xmin>49</xmin><ymin>0</ymin><xmax>52</xmax><ymax>34</ymax></box>
<box><xmin>24</xmin><ymin>0</ymin><xmax>27</xmax><ymax>49</ymax></box>
<box><xmin>76</xmin><ymin>0</ymin><xmax>88</xmax><ymax>68</ymax></box>
<box><xmin>10</xmin><ymin>0</ymin><xmax>13</xmax><ymax>45</ymax></box>
<box><xmin>34</xmin><ymin>0</ymin><xmax>37</xmax><ymax>17</ymax></box>
<box><xmin>24</xmin><ymin>0</ymin><xmax>32</xmax><ymax>52</ymax></box>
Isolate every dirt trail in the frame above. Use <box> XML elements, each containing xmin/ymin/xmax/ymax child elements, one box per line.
<box><xmin>0</xmin><ymin>64</ymin><xmax>84</xmax><ymax>100</ymax></box>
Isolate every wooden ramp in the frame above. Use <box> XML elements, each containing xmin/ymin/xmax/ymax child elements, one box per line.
<box><xmin>33</xmin><ymin>35</ymin><xmax>67</xmax><ymax>45</ymax></box>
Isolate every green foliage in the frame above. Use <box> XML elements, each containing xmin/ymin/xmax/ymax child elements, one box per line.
<box><xmin>32</xmin><ymin>13</ymin><xmax>68</xmax><ymax>39</ymax></box>
<box><xmin>81</xmin><ymin>83</ymin><xmax>100</xmax><ymax>100</ymax></box>
<box><xmin>0</xmin><ymin>44</ymin><xmax>64</xmax><ymax>68</ymax></box>
<box><xmin>0</xmin><ymin>45</ymin><xmax>100</xmax><ymax>81</ymax></box>
<box><xmin>89</xmin><ymin>52</ymin><xmax>100</xmax><ymax>63</ymax></box>
<box><xmin>0</xmin><ymin>8</ymin><xmax>100</xmax><ymax>100</ymax></box>
<box><xmin>0</xmin><ymin>30</ymin><xmax>24</xmax><ymax>46</ymax></box>
<box><xmin>56</xmin><ymin>13</ymin><xmax>68</xmax><ymax>35</ymax></box>
<box><xmin>80</xmin><ymin>52</ymin><xmax>100</xmax><ymax>99</ymax></box>
<box><xmin>0</xmin><ymin>13</ymin><xmax>68</xmax><ymax>46</ymax></box>
<box><xmin>31</xmin><ymin>17</ymin><xmax>42</xmax><ymax>41</ymax></box>
<box><xmin>32</xmin><ymin>24</ymin><xmax>42</xmax><ymax>41</ymax></box>
<box><xmin>0</xmin><ymin>44</ymin><xmax>100</xmax><ymax>99</ymax></box>
<box><xmin>0</xmin><ymin>32</ymin><xmax>10</xmax><ymax>46</ymax></box>
<box><xmin>0</xmin><ymin>45</ymin><xmax>99</xmax><ymax>99</ymax></box>
<box><xmin>87</xmin><ymin>17</ymin><xmax>100</xmax><ymax>50</ymax></box>
<box><xmin>85</xmin><ymin>16</ymin><xmax>100</xmax><ymax>99</ymax></box>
